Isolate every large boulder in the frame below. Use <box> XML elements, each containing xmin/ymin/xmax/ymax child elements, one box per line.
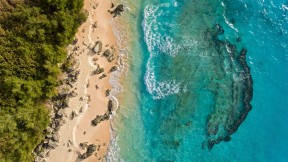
<box><xmin>93</xmin><ymin>41</ymin><xmax>103</xmax><ymax>54</ymax></box>
<box><xmin>102</xmin><ymin>49</ymin><xmax>111</xmax><ymax>58</ymax></box>
<box><xmin>110</xmin><ymin>4</ymin><xmax>124</xmax><ymax>18</ymax></box>
<box><xmin>91</xmin><ymin>115</ymin><xmax>101</xmax><ymax>126</ymax></box>
<box><xmin>108</xmin><ymin>100</ymin><xmax>113</xmax><ymax>113</ymax></box>
<box><xmin>87</xmin><ymin>144</ymin><xmax>97</xmax><ymax>154</ymax></box>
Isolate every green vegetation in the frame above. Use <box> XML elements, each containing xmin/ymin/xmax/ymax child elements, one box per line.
<box><xmin>0</xmin><ymin>0</ymin><xmax>86</xmax><ymax>161</ymax></box>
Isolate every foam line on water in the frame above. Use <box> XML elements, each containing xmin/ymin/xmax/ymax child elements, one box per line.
<box><xmin>143</xmin><ymin>3</ymin><xmax>188</xmax><ymax>100</ymax></box>
<box><xmin>105</xmin><ymin>15</ymin><xmax>130</xmax><ymax>162</ymax></box>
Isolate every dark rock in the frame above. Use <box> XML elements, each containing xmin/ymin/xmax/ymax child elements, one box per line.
<box><xmin>72</xmin><ymin>39</ymin><xmax>78</xmax><ymax>45</ymax></box>
<box><xmin>79</xmin><ymin>142</ymin><xmax>88</xmax><ymax>149</ymax></box>
<box><xmin>70</xmin><ymin>111</ymin><xmax>78</xmax><ymax>120</ymax></box>
<box><xmin>67</xmin><ymin>140</ymin><xmax>73</xmax><ymax>147</ymax></box>
<box><xmin>236</xmin><ymin>36</ymin><xmax>241</xmax><ymax>42</ymax></box>
<box><xmin>87</xmin><ymin>144</ymin><xmax>97</xmax><ymax>154</ymax></box>
<box><xmin>78</xmin><ymin>144</ymin><xmax>97</xmax><ymax>159</ymax></box>
<box><xmin>91</xmin><ymin>115</ymin><xmax>101</xmax><ymax>126</ymax></box>
<box><xmin>69</xmin><ymin>91</ymin><xmax>77</xmax><ymax>98</ymax></box>
<box><xmin>108</xmin><ymin>54</ymin><xmax>115</xmax><ymax>62</ymax></box>
<box><xmin>105</xmin><ymin>89</ymin><xmax>111</xmax><ymax>96</ymax></box>
<box><xmin>78</xmin><ymin>153</ymin><xmax>87</xmax><ymax>159</ymax></box>
<box><xmin>223</xmin><ymin>136</ymin><xmax>231</xmax><ymax>142</ymax></box>
<box><xmin>109</xmin><ymin>4</ymin><xmax>124</xmax><ymax>18</ymax></box>
<box><xmin>55</xmin><ymin>112</ymin><xmax>64</xmax><ymax>119</ymax></box>
<box><xmin>109</xmin><ymin>66</ymin><xmax>117</xmax><ymax>72</ymax></box>
<box><xmin>99</xmin><ymin>74</ymin><xmax>107</xmax><ymax>79</ymax></box>
<box><xmin>102</xmin><ymin>49</ymin><xmax>111</xmax><ymax>57</ymax></box>
<box><xmin>108</xmin><ymin>100</ymin><xmax>113</xmax><ymax>113</ymax></box>
<box><xmin>185</xmin><ymin>121</ymin><xmax>192</xmax><ymax>126</ymax></box>
<box><xmin>93</xmin><ymin>65</ymin><xmax>104</xmax><ymax>74</ymax></box>
<box><xmin>91</xmin><ymin>113</ymin><xmax>109</xmax><ymax>126</ymax></box>
<box><xmin>92</xmin><ymin>22</ymin><xmax>97</xmax><ymax>28</ymax></box>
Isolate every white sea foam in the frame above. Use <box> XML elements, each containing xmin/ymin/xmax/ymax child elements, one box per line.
<box><xmin>143</xmin><ymin>3</ymin><xmax>191</xmax><ymax>100</ymax></box>
<box><xmin>105</xmin><ymin>15</ymin><xmax>130</xmax><ymax>162</ymax></box>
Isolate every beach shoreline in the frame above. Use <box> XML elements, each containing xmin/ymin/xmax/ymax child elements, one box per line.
<box><xmin>41</xmin><ymin>0</ymin><xmax>124</xmax><ymax>161</ymax></box>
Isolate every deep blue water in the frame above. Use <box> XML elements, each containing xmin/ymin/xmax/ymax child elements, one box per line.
<box><xmin>114</xmin><ymin>0</ymin><xmax>288</xmax><ymax>161</ymax></box>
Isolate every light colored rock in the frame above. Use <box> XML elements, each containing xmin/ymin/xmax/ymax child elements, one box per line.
<box><xmin>93</xmin><ymin>41</ymin><xmax>103</xmax><ymax>53</ymax></box>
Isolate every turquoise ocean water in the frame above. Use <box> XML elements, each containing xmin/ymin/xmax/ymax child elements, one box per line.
<box><xmin>111</xmin><ymin>0</ymin><xmax>288</xmax><ymax>161</ymax></box>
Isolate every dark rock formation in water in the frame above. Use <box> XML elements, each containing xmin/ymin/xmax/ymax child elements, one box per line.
<box><xmin>205</xmin><ymin>24</ymin><xmax>253</xmax><ymax>150</ymax></box>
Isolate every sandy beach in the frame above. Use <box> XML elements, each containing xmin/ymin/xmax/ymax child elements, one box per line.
<box><xmin>45</xmin><ymin>0</ymin><xmax>120</xmax><ymax>161</ymax></box>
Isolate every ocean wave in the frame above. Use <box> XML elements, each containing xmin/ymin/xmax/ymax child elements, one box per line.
<box><xmin>143</xmin><ymin>3</ymin><xmax>190</xmax><ymax>99</ymax></box>
<box><xmin>105</xmin><ymin>12</ymin><xmax>131</xmax><ymax>161</ymax></box>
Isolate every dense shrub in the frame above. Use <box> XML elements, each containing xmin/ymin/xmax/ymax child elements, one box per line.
<box><xmin>0</xmin><ymin>0</ymin><xmax>86</xmax><ymax>161</ymax></box>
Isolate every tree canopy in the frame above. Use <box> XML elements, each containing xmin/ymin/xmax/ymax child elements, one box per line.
<box><xmin>0</xmin><ymin>0</ymin><xmax>86</xmax><ymax>161</ymax></box>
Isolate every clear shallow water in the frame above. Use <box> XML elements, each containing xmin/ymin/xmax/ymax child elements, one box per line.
<box><xmin>112</xmin><ymin>0</ymin><xmax>288</xmax><ymax>161</ymax></box>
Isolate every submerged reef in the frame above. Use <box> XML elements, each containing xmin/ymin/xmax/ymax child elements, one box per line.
<box><xmin>205</xmin><ymin>24</ymin><xmax>253</xmax><ymax>150</ymax></box>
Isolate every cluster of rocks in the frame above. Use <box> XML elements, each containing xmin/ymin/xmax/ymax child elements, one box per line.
<box><xmin>93</xmin><ymin>64</ymin><xmax>104</xmax><ymax>75</ymax></box>
<box><xmin>109</xmin><ymin>4</ymin><xmax>124</xmax><ymax>18</ymax></box>
<box><xmin>90</xmin><ymin>100</ymin><xmax>114</xmax><ymax>127</ymax></box>
<box><xmin>33</xmin><ymin>117</ymin><xmax>64</xmax><ymax>161</ymax></box>
<box><xmin>102</xmin><ymin>49</ymin><xmax>116</xmax><ymax>62</ymax></box>
<box><xmin>78</xmin><ymin>141</ymin><xmax>106</xmax><ymax>160</ymax></box>
<box><xmin>34</xmin><ymin>52</ymin><xmax>81</xmax><ymax>161</ymax></box>
<box><xmin>91</xmin><ymin>113</ymin><xmax>109</xmax><ymax>127</ymax></box>
<box><xmin>66</xmin><ymin>70</ymin><xmax>80</xmax><ymax>85</ymax></box>
<box><xmin>78</xmin><ymin>143</ymin><xmax>97</xmax><ymax>159</ymax></box>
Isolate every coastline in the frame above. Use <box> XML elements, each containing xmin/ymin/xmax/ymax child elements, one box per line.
<box><xmin>41</xmin><ymin>0</ymin><xmax>125</xmax><ymax>161</ymax></box>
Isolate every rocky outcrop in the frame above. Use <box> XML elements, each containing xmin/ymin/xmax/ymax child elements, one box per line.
<box><xmin>204</xmin><ymin>24</ymin><xmax>253</xmax><ymax>150</ymax></box>
<box><xmin>91</xmin><ymin>113</ymin><xmax>109</xmax><ymax>127</ymax></box>
<box><xmin>109</xmin><ymin>4</ymin><xmax>124</xmax><ymax>18</ymax></box>
<box><xmin>78</xmin><ymin>144</ymin><xmax>97</xmax><ymax>159</ymax></box>
<box><xmin>93</xmin><ymin>65</ymin><xmax>104</xmax><ymax>75</ymax></box>
<box><xmin>108</xmin><ymin>100</ymin><xmax>113</xmax><ymax>114</ymax></box>
<box><xmin>34</xmin><ymin>52</ymin><xmax>82</xmax><ymax>161</ymax></box>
